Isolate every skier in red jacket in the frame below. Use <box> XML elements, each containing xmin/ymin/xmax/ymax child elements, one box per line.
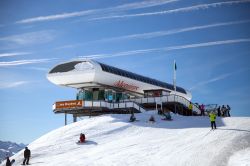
<box><xmin>79</xmin><ymin>133</ymin><xmax>85</xmax><ymax>143</ymax></box>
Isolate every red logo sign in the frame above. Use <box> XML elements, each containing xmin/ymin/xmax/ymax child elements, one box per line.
<box><xmin>114</xmin><ymin>80</ymin><xmax>139</xmax><ymax>91</ymax></box>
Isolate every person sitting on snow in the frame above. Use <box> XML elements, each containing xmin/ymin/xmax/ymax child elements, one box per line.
<box><xmin>163</xmin><ymin>111</ymin><xmax>172</xmax><ymax>120</ymax></box>
<box><xmin>79</xmin><ymin>133</ymin><xmax>85</xmax><ymax>143</ymax></box>
<box><xmin>130</xmin><ymin>112</ymin><xmax>136</xmax><ymax>122</ymax></box>
<box><xmin>149</xmin><ymin>115</ymin><xmax>155</xmax><ymax>122</ymax></box>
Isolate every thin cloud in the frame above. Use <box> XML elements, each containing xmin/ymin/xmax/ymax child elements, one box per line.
<box><xmin>163</xmin><ymin>38</ymin><xmax>250</xmax><ymax>51</ymax></box>
<box><xmin>16</xmin><ymin>0</ymin><xmax>179</xmax><ymax>24</ymax></box>
<box><xmin>77</xmin><ymin>48</ymin><xmax>159</xmax><ymax>60</ymax></box>
<box><xmin>0</xmin><ymin>58</ymin><xmax>57</xmax><ymax>67</ymax></box>
<box><xmin>17</xmin><ymin>10</ymin><xmax>96</xmax><ymax>24</ymax></box>
<box><xmin>10</xmin><ymin>66</ymin><xmax>50</xmax><ymax>72</ymax></box>
<box><xmin>113</xmin><ymin>0</ymin><xmax>179</xmax><ymax>10</ymax></box>
<box><xmin>25</xmin><ymin>67</ymin><xmax>49</xmax><ymax>72</ymax></box>
<box><xmin>0</xmin><ymin>52</ymin><xmax>31</xmax><ymax>58</ymax></box>
<box><xmin>109</xmin><ymin>20</ymin><xmax>250</xmax><ymax>40</ymax></box>
<box><xmin>90</xmin><ymin>19</ymin><xmax>250</xmax><ymax>42</ymax></box>
<box><xmin>0</xmin><ymin>81</ymin><xmax>30</xmax><ymax>89</ymax></box>
<box><xmin>189</xmin><ymin>73</ymin><xmax>232</xmax><ymax>91</ymax></box>
<box><xmin>91</xmin><ymin>0</ymin><xmax>250</xmax><ymax>20</ymax></box>
<box><xmin>77</xmin><ymin>38</ymin><xmax>250</xmax><ymax>59</ymax></box>
<box><xmin>189</xmin><ymin>68</ymin><xmax>250</xmax><ymax>91</ymax></box>
<box><xmin>55</xmin><ymin>44</ymin><xmax>79</xmax><ymax>50</ymax></box>
<box><xmin>0</xmin><ymin>30</ymin><xmax>56</xmax><ymax>46</ymax></box>
<box><xmin>56</xmin><ymin>19</ymin><xmax>250</xmax><ymax>50</ymax></box>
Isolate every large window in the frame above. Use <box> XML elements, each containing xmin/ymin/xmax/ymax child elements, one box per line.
<box><xmin>76</xmin><ymin>90</ymin><xmax>93</xmax><ymax>100</ymax></box>
<box><xmin>99</xmin><ymin>62</ymin><xmax>186</xmax><ymax>94</ymax></box>
<box><xmin>49</xmin><ymin>61</ymin><xmax>81</xmax><ymax>73</ymax></box>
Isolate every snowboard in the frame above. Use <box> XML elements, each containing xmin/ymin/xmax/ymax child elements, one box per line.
<box><xmin>129</xmin><ymin>120</ymin><xmax>139</xmax><ymax>122</ymax></box>
<box><xmin>161</xmin><ymin>118</ymin><xmax>173</xmax><ymax>121</ymax></box>
<box><xmin>10</xmin><ymin>159</ymin><xmax>15</xmax><ymax>165</ymax></box>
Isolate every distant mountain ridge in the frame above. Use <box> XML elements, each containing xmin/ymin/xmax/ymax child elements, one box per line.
<box><xmin>0</xmin><ymin>140</ymin><xmax>26</xmax><ymax>163</ymax></box>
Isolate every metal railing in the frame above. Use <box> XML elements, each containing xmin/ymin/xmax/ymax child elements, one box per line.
<box><xmin>122</xmin><ymin>94</ymin><xmax>201</xmax><ymax>114</ymax></box>
<box><xmin>53</xmin><ymin>95</ymin><xmax>200</xmax><ymax>114</ymax></box>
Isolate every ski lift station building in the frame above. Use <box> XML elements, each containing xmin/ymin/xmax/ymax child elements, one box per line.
<box><xmin>47</xmin><ymin>60</ymin><xmax>200</xmax><ymax>123</ymax></box>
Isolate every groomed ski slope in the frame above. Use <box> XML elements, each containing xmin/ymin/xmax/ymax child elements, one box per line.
<box><xmin>3</xmin><ymin>112</ymin><xmax>250</xmax><ymax>166</ymax></box>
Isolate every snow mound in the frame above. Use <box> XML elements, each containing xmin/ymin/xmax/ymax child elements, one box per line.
<box><xmin>2</xmin><ymin>113</ymin><xmax>250</xmax><ymax>166</ymax></box>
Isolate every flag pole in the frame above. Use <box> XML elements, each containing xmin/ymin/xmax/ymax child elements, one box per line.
<box><xmin>173</xmin><ymin>60</ymin><xmax>177</xmax><ymax>114</ymax></box>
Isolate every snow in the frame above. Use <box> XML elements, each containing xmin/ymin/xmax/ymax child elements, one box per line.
<box><xmin>1</xmin><ymin>112</ymin><xmax>250</xmax><ymax>166</ymax></box>
<box><xmin>228</xmin><ymin>148</ymin><xmax>250</xmax><ymax>166</ymax></box>
<box><xmin>74</xmin><ymin>61</ymin><xmax>94</xmax><ymax>71</ymax></box>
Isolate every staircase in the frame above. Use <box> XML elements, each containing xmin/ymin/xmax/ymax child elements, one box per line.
<box><xmin>123</xmin><ymin>95</ymin><xmax>201</xmax><ymax>115</ymax></box>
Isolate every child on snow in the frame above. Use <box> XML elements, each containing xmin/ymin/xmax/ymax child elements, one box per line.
<box><xmin>149</xmin><ymin>115</ymin><xmax>155</xmax><ymax>123</ymax></box>
<box><xmin>79</xmin><ymin>133</ymin><xmax>85</xmax><ymax>143</ymax></box>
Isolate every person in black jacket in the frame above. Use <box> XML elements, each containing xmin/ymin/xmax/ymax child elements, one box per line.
<box><xmin>5</xmin><ymin>157</ymin><xmax>11</xmax><ymax>166</ymax></box>
<box><xmin>22</xmin><ymin>147</ymin><xmax>31</xmax><ymax>165</ymax></box>
<box><xmin>217</xmin><ymin>106</ymin><xmax>221</xmax><ymax>117</ymax></box>
<box><xmin>227</xmin><ymin>105</ymin><xmax>231</xmax><ymax>117</ymax></box>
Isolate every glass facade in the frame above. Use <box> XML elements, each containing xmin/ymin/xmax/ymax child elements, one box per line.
<box><xmin>76</xmin><ymin>90</ymin><xmax>93</xmax><ymax>100</ymax></box>
<box><xmin>98</xmin><ymin>90</ymin><xmax>105</xmax><ymax>100</ymax></box>
<box><xmin>77</xmin><ymin>89</ymin><xmax>130</xmax><ymax>101</ymax></box>
<box><xmin>98</xmin><ymin>62</ymin><xmax>186</xmax><ymax>94</ymax></box>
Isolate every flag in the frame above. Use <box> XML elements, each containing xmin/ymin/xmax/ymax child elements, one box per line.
<box><xmin>173</xmin><ymin>60</ymin><xmax>177</xmax><ymax>92</ymax></box>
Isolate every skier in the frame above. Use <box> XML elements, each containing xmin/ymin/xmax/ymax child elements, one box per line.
<box><xmin>200</xmin><ymin>104</ymin><xmax>205</xmax><ymax>116</ymax></box>
<box><xmin>22</xmin><ymin>147</ymin><xmax>31</xmax><ymax>165</ymax></box>
<box><xmin>227</xmin><ymin>105</ymin><xmax>231</xmax><ymax>117</ymax></box>
<box><xmin>188</xmin><ymin>102</ymin><xmax>193</xmax><ymax>115</ymax></box>
<box><xmin>129</xmin><ymin>112</ymin><xmax>136</xmax><ymax>122</ymax></box>
<box><xmin>79</xmin><ymin>133</ymin><xmax>85</xmax><ymax>143</ymax></box>
<box><xmin>5</xmin><ymin>157</ymin><xmax>11</xmax><ymax>166</ymax></box>
<box><xmin>209</xmin><ymin>111</ymin><xmax>217</xmax><ymax>130</ymax></box>
<box><xmin>217</xmin><ymin>106</ymin><xmax>221</xmax><ymax>117</ymax></box>
<box><xmin>221</xmin><ymin>105</ymin><xmax>226</xmax><ymax>117</ymax></box>
<box><xmin>162</xmin><ymin>111</ymin><xmax>172</xmax><ymax>120</ymax></box>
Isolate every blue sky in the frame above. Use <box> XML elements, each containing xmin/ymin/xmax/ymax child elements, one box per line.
<box><xmin>0</xmin><ymin>0</ymin><xmax>250</xmax><ymax>144</ymax></box>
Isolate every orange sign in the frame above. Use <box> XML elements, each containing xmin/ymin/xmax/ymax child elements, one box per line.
<box><xmin>55</xmin><ymin>100</ymin><xmax>83</xmax><ymax>109</ymax></box>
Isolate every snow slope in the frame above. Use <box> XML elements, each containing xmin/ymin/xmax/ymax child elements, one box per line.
<box><xmin>2</xmin><ymin>112</ymin><xmax>250</xmax><ymax>166</ymax></box>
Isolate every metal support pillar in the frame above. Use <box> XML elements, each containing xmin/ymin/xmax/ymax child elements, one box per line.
<box><xmin>175</xmin><ymin>103</ymin><xmax>177</xmax><ymax>114</ymax></box>
<box><xmin>65</xmin><ymin>113</ymin><xmax>67</xmax><ymax>126</ymax></box>
<box><xmin>73</xmin><ymin>114</ymin><xmax>77</xmax><ymax>123</ymax></box>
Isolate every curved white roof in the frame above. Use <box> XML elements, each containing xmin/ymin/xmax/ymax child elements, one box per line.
<box><xmin>47</xmin><ymin>60</ymin><xmax>192</xmax><ymax>100</ymax></box>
